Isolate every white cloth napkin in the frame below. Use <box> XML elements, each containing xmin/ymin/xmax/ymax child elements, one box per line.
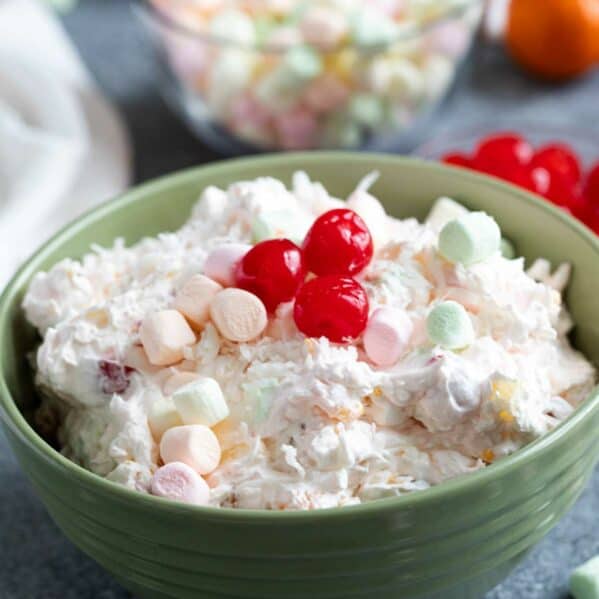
<box><xmin>0</xmin><ymin>0</ymin><xmax>132</xmax><ymax>287</ymax></box>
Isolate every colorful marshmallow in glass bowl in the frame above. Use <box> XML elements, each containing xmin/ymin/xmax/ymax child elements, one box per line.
<box><xmin>135</xmin><ymin>0</ymin><xmax>483</xmax><ymax>153</ymax></box>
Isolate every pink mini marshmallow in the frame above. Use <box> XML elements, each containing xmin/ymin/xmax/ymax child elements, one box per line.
<box><xmin>300</xmin><ymin>6</ymin><xmax>347</xmax><ymax>50</ymax></box>
<box><xmin>426</xmin><ymin>21</ymin><xmax>470</xmax><ymax>58</ymax></box>
<box><xmin>150</xmin><ymin>462</ymin><xmax>210</xmax><ymax>505</ymax></box>
<box><xmin>304</xmin><ymin>75</ymin><xmax>349</xmax><ymax>113</ymax></box>
<box><xmin>366</xmin><ymin>0</ymin><xmax>406</xmax><ymax>17</ymax></box>
<box><xmin>363</xmin><ymin>307</ymin><xmax>413</xmax><ymax>367</ymax></box>
<box><xmin>164</xmin><ymin>34</ymin><xmax>210</xmax><ymax>83</ymax></box>
<box><xmin>230</xmin><ymin>94</ymin><xmax>271</xmax><ymax>128</ymax></box>
<box><xmin>267</xmin><ymin>26</ymin><xmax>303</xmax><ymax>49</ymax></box>
<box><xmin>275</xmin><ymin>108</ymin><xmax>318</xmax><ymax>150</ymax></box>
<box><xmin>160</xmin><ymin>424</ymin><xmax>221</xmax><ymax>475</ymax></box>
<box><xmin>204</xmin><ymin>243</ymin><xmax>252</xmax><ymax>287</ymax></box>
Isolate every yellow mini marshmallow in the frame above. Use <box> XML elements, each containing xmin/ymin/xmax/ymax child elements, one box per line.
<box><xmin>172</xmin><ymin>377</ymin><xmax>229</xmax><ymax>427</ymax></box>
<box><xmin>148</xmin><ymin>398</ymin><xmax>183</xmax><ymax>442</ymax></box>
<box><xmin>210</xmin><ymin>288</ymin><xmax>268</xmax><ymax>343</ymax></box>
<box><xmin>140</xmin><ymin>310</ymin><xmax>196</xmax><ymax>366</ymax></box>
<box><xmin>174</xmin><ymin>274</ymin><xmax>222</xmax><ymax>330</ymax></box>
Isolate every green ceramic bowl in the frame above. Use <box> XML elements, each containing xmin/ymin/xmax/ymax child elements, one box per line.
<box><xmin>1</xmin><ymin>154</ymin><xmax>598</xmax><ymax>599</ymax></box>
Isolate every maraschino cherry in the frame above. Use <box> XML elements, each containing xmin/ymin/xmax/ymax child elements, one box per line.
<box><xmin>442</xmin><ymin>153</ymin><xmax>471</xmax><ymax>168</ymax></box>
<box><xmin>293</xmin><ymin>275</ymin><xmax>369</xmax><ymax>343</ymax></box>
<box><xmin>531</xmin><ymin>144</ymin><xmax>582</xmax><ymax>186</ymax></box>
<box><xmin>302</xmin><ymin>208</ymin><xmax>373</xmax><ymax>276</ymax></box>
<box><xmin>235</xmin><ymin>239</ymin><xmax>305</xmax><ymax>312</ymax></box>
<box><xmin>473</xmin><ymin>133</ymin><xmax>533</xmax><ymax>179</ymax></box>
<box><xmin>583</xmin><ymin>162</ymin><xmax>599</xmax><ymax>207</ymax></box>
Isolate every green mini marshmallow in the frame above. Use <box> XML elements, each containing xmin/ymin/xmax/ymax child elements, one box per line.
<box><xmin>500</xmin><ymin>237</ymin><xmax>516</xmax><ymax>260</ymax></box>
<box><xmin>571</xmin><ymin>555</ymin><xmax>599</xmax><ymax>599</ymax></box>
<box><xmin>322</xmin><ymin>114</ymin><xmax>362</xmax><ymax>148</ymax></box>
<box><xmin>351</xmin><ymin>10</ymin><xmax>398</xmax><ymax>49</ymax></box>
<box><xmin>283</xmin><ymin>46</ymin><xmax>323</xmax><ymax>81</ymax></box>
<box><xmin>347</xmin><ymin>94</ymin><xmax>386</xmax><ymax>129</ymax></box>
<box><xmin>438</xmin><ymin>211</ymin><xmax>501</xmax><ymax>266</ymax></box>
<box><xmin>172</xmin><ymin>377</ymin><xmax>229</xmax><ymax>427</ymax></box>
<box><xmin>426</xmin><ymin>300</ymin><xmax>474</xmax><ymax>350</ymax></box>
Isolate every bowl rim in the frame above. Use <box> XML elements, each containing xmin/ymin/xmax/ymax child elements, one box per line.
<box><xmin>136</xmin><ymin>0</ymin><xmax>483</xmax><ymax>55</ymax></box>
<box><xmin>1</xmin><ymin>151</ymin><xmax>598</xmax><ymax>522</ymax></box>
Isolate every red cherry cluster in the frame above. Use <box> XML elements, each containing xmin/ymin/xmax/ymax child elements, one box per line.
<box><xmin>235</xmin><ymin>208</ymin><xmax>372</xmax><ymax>343</ymax></box>
<box><xmin>443</xmin><ymin>133</ymin><xmax>599</xmax><ymax>234</ymax></box>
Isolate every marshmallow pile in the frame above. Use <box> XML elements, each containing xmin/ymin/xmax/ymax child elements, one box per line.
<box><xmin>23</xmin><ymin>172</ymin><xmax>596</xmax><ymax>510</ymax></box>
<box><xmin>146</xmin><ymin>0</ymin><xmax>482</xmax><ymax>150</ymax></box>
<box><xmin>141</xmin><ymin>268</ymin><xmax>270</xmax><ymax>502</ymax></box>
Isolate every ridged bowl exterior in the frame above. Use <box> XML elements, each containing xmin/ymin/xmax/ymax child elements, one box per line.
<box><xmin>1</xmin><ymin>154</ymin><xmax>598</xmax><ymax>599</ymax></box>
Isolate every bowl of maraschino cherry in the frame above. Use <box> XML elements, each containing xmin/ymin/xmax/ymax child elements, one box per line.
<box><xmin>419</xmin><ymin>129</ymin><xmax>599</xmax><ymax>235</ymax></box>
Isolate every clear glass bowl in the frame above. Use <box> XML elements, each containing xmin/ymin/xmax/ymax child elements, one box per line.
<box><xmin>134</xmin><ymin>0</ymin><xmax>483</xmax><ymax>155</ymax></box>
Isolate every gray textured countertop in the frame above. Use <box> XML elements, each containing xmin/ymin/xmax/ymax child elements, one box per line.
<box><xmin>1</xmin><ymin>1</ymin><xmax>597</xmax><ymax>597</ymax></box>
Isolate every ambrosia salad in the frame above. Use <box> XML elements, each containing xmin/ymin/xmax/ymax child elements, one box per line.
<box><xmin>23</xmin><ymin>172</ymin><xmax>595</xmax><ymax>510</ymax></box>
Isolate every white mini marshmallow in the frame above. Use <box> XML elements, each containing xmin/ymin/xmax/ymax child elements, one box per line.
<box><xmin>163</xmin><ymin>372</ymin><xmax>201</xmax><ymax>397</ymax></box>
<box><xmin>174</xmin><ymin>274</ymin><xmax>223</xmax><ymax>330</ymax></box>
<box><xmin>351</xmin><ymin>8</ymin><xmax>399</xmax><ymax>49</ymax></box>
<box><xmin>422</xmin><ymin>54</ymin><xmax>454</xmax><ymax>101</ymax></box>
<box><xmin>160</xmin><ymin>424</ymin><xmax>221</xmax><ymax>475</ymax></box>
<box><xmin>209</xmin><ymin>9</ymin><xmax>255</xmax><ymax>45</ymax></box>
<box><xmin>151</xmin><ymin>462</ymin><xmax>210</xmax><ymax>506</ymax></box>
<box><xmin>140</xmin><ymin>310</ymin><xmax>196</xmax><ymax>366</ymax></box>
<box><xmin>148</xmin><ymin>398</ymin><xmax>183</xmax><ymax>441</ymax></box>
<box><xmin>206</xmin><ymin>50</ymin><xmax>255</xmax><ymax>119</ymax></box>
<box><xmin>210</xmin><ymin>288</ymin><xmax>268</xmax><ymax>343</ymax></box>
<box><xmin>363</xmin><ymin>307</ymin><xmax>413</xmax><ymax>367</ymax></box>
<box><xmin>172</xmin><ymin>377</ymin><xmax>230</xmax><ymax>427</ymax></box>
<box><xmin>425</xmin><ymin>197</ymin><xmax>469</xmax><ymax>232</ymax></box>
<box><xmin>204</xmin><ymin>243</ymin><xmax>251</xmax><ymax>287</ymax></box>
<box><xmin>347</xmin><ymin>190</ymin><xmax>389</xmax><ymax>249</ymax></box>
<box><xmin>368</xmin><ymin>58</ymin><xmax>423</xmax><ymax>101</ymax></box>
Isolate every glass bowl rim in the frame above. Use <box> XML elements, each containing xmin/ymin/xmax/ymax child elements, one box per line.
<box><xmin>136</xmin><ymin>0</ymin><xmax>484</xmax><ymax>55</ymax></box>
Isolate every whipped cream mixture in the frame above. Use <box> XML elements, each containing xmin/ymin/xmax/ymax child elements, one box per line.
<box><xmin>24</xmin><ymin>173</ymin><xmax>595</xmax><ymax>510</ymax></box>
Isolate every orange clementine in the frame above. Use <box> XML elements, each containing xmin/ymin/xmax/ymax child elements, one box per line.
<box><xmin>506</xmin><ymin>0</ymin><xmax>599</xmax><ymax>81</ymax></box>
